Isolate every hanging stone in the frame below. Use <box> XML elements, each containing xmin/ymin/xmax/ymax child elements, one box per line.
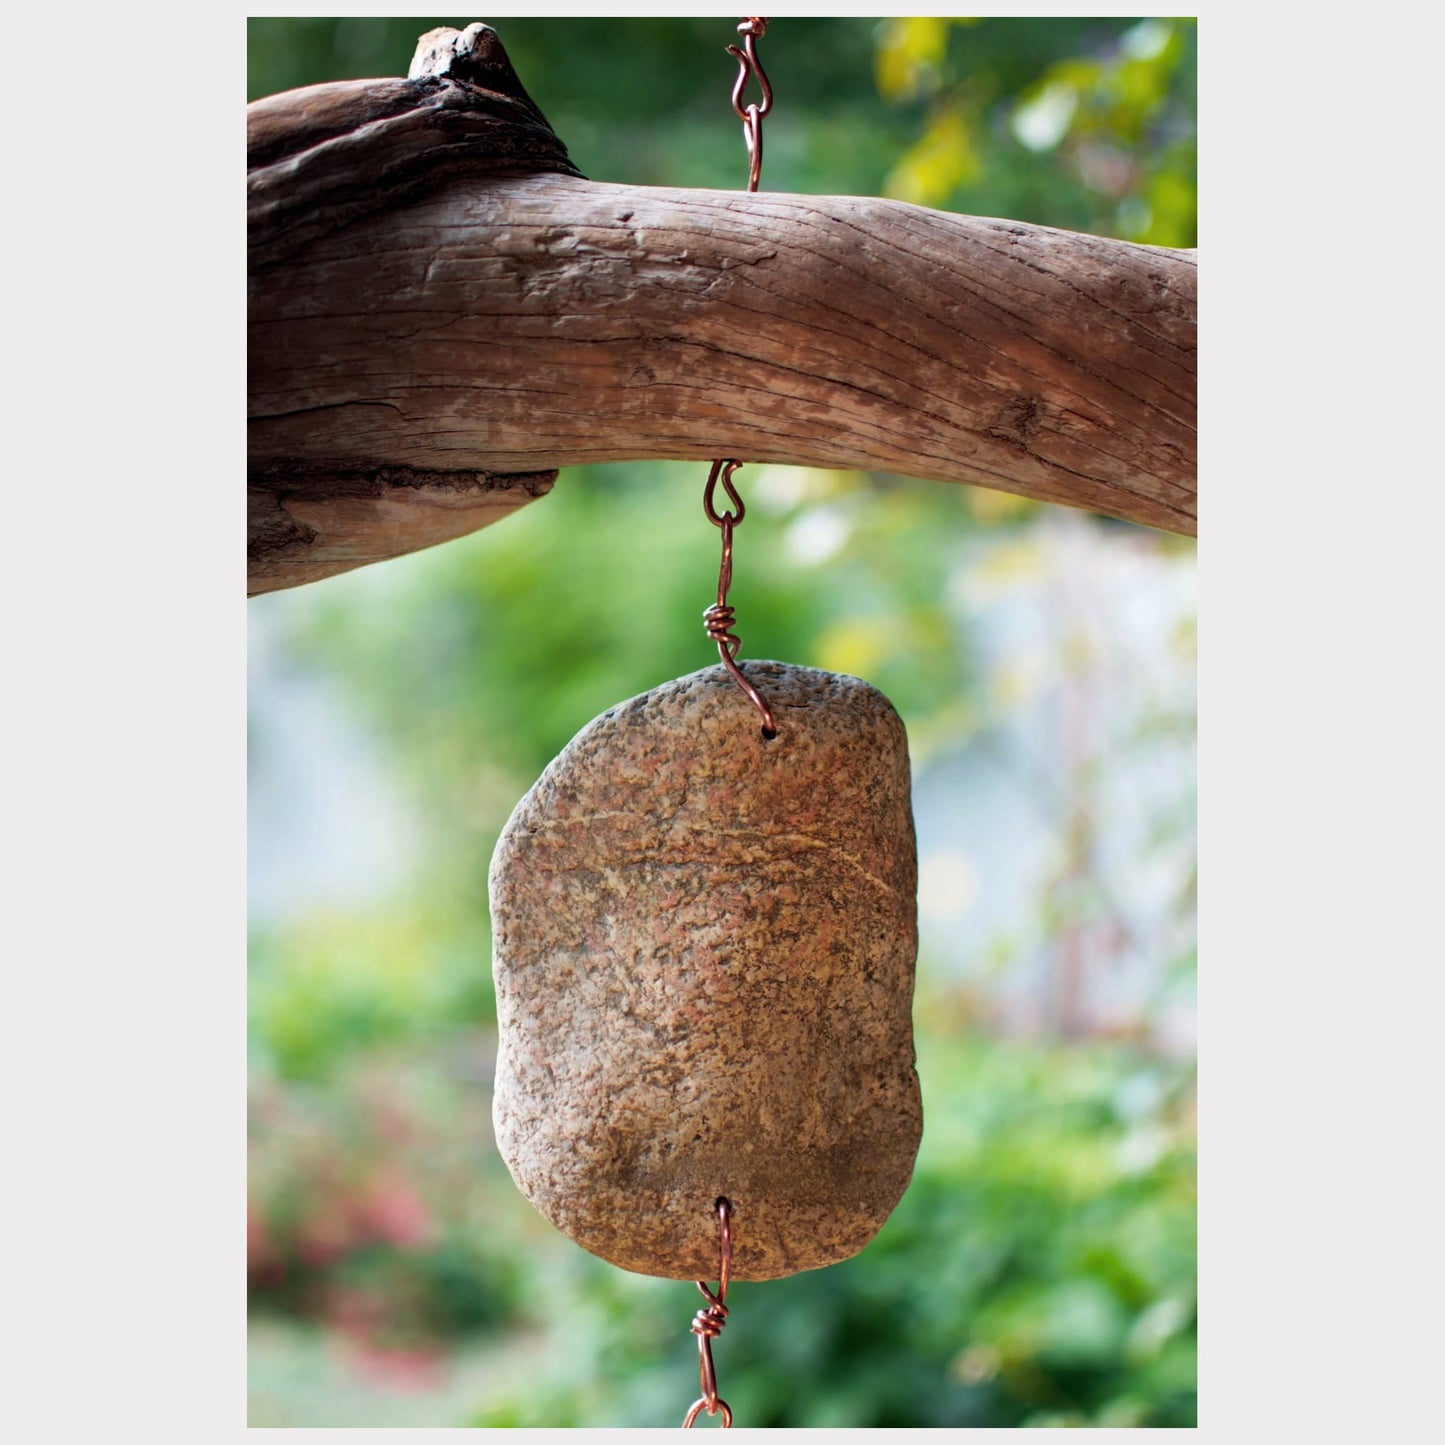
<box><xmin>490</xmin><ymin>661</ymin><xmax>921</xmax><ymax>1281</ymax></box>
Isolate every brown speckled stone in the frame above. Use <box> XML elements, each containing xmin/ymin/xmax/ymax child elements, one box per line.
<box><xmin>489</xmin><ymin>662</ymin><xmax>921</xmax><ymax>1281</ymax></box>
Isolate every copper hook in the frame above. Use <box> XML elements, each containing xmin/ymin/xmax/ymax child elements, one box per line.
<box><xmin>702</xmin><ymin>464</ymin><xmax>777</xmax><ymax>738</ymax></box>
<box><xmin>727</xmin><ymin>18</ymin><xmax>772</xmax><ymax>192</ymax></box>
<box><xmin>703</xmin><ymin>459</ymin><xmax>746</xmax><ymax>526</ymax></box>
<box><xmin>727</xmin><ymin>20</ymin><xmax>773</xmax><ymax>122</ymax></box>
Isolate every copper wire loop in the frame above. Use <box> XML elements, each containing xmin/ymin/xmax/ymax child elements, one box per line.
<box><xmin>682</xmin><ymin>1199</ymin><xmax>734</xmax><ymax>1428</ymax></box>
<box><xmin>703</xmin><ymin>458</ymin><xmax>746</xmax><ymax>527</ymax></box>
<box><xmin>726</xmin><ymin>17</ymin><xmax>771</xmax><ymax>192</ymax></box>
<box><xmin>703</xmin><ymin>600</ymin><xmax>739</xmax><ymax>652</ymax></box>
<box><xmin>702</xmin><ymin>463</ymin><xmax>777</xmax><ymax>737</ymax></box>
<box><xmin>683</xmin><ymin>1398</ymin><xmax>735</xmax><ymax>1429</ymax></box>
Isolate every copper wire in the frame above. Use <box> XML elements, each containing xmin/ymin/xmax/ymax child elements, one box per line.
<box><xmin>726</xmin><ymin>18</ymin><xmax>772</xmax><ymax>193</ymax></box>
<box><xmin>682</xmin><ymin>1198</ymin><xmax>734</xmax><ymax>1428</ymax></box>
<box><xmin>679</xmin><ymin>27</ymin><xmax>774</xmax><ymax>1431</ymax></box>
<box><xmin>702</xmin><ymin>461</ymin><xmax>777</xmax><ymax>738</ymax></box>
<box><xmin>696</xmin><ymin>20</ymin><xmax>778</xmax><ymax>739</ymax></box>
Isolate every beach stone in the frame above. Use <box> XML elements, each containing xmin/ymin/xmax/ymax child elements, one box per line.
<box><xmin>490</xmin><ymin>661</ymin><xmax>921</xmax><ymax>1281</ymax></box>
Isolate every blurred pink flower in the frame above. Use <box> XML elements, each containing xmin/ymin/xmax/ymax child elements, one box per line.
<box><xmin>247</xmin><ymin>1206</ymin><xmax>286</xmax><ymax>1283</ymax></box>
<box><xmin>294</xmin><ymin>1206</ymin><xmax>358</xmax><ymax>1266</ymax></box>
<box><xmin>354</xmin><ymin>1174</ymin><xmax>437</xmax><ymax>1250</ymax></box>
<box><xmin>342</xmin><ymin>1338</ymin><xmax>442</xmax><ymax>1393</ymax></box>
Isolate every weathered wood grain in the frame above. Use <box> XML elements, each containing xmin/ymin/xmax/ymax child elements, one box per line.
<box><xmin>248</xmin><ymin>24</ymin><xmax>1195</xmax><ymax>595</ymax></box>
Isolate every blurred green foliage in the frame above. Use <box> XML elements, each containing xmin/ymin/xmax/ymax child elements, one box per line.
<box><xmin>482</xmin><ymin>1027</ymin><xmax>1198</xmax><ymax>1428</ymax></box>
<box><xmin>248</xmin><ymin>15</ymin><xmax>1196</xmax><ymax>1429</ymax></box>
<box><xmin>875</xmin><ymin>16</ymin><xmax>1196</xmax><ymax>245</ymax></box>
<box><xmin>247</xmin><ymin>16</ymin><xmax>1195</xmax><ymax>245</ymax></box>
<box><xmin>248</xmin><ymin>1027</ymin><xmax>1194</xmax><ymax>1427</ymax></box>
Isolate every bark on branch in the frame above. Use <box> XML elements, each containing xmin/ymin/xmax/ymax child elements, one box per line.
<box><xmin>248</xmin><ymin>24</ymin><xmax>1196</xmax><ymax>596</ymax></box>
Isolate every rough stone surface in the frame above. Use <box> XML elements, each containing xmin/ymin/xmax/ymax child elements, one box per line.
<box><xmin>490</xmin><ymin>662</ymin><xmax>921</xmax><ymax>1281</ymax></box>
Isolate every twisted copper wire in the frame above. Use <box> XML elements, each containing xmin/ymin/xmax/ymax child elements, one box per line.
<box><xmin>703</xmin><ymin>600</ymin><xmax>741</xmax><ymax>656</ymax></box>
<box><xmin>682</xmin><ymin>1199</ymin><xmax>734</xmax><ymax>1428</ymax></box>
<box><xmin>702</xmin><ymin>461</ymin><xmax>777</xmax><ymax>737</ymax></box>
<box><xmin>691</xmin><ymin>1293</ymin><xmax>729</xmax><ymax>1346</ymax></box>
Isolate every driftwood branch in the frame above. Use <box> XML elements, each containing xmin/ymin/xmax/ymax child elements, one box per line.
<box><xmin>249</xmin><ymin>24</ymin><xmax>1196</xmax><ymax>596</ymax></box>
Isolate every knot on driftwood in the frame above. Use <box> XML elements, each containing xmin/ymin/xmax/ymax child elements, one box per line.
<box><xmin>408</xmin><ymin>23</ymin><xmax>511</xmax><ymax>85</ymax></box>
<box><xmin>247</xmin><ymin>22</ymin><xmax>583</xmax><ymax>270</ymax></box>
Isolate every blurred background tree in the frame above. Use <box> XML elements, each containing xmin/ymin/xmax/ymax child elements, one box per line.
<box><xmin>248</xmin><ymin>16</ymin><xmax>1196</xmax><ymax>1428</ymax></box>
